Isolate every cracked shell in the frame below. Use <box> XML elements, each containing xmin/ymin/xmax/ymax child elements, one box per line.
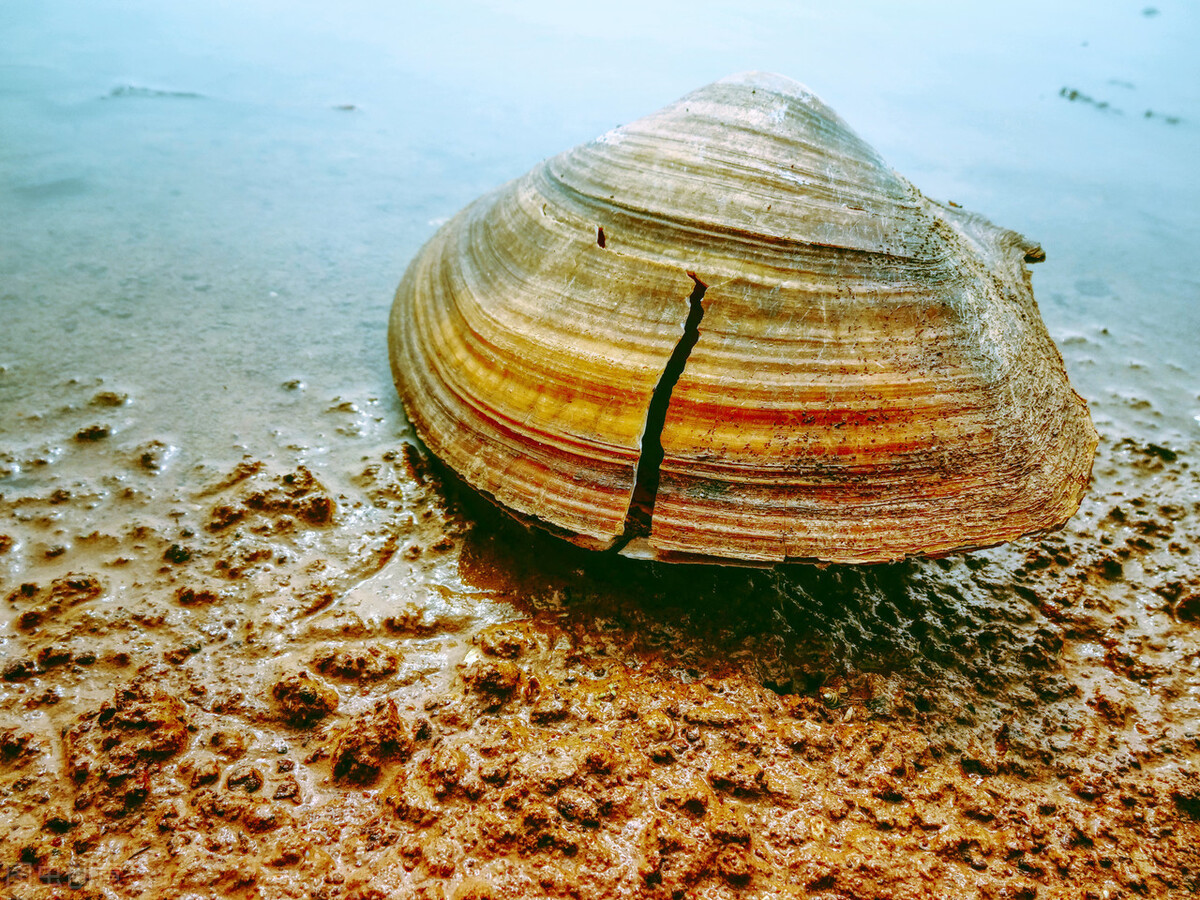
<box><xmin>388</xmin><ymin>72</ymin><xmax>1098</xmax><ymax>565</ymax></box>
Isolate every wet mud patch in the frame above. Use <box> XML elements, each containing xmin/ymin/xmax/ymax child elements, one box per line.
<box><xmin>444</xmin><ymin>433</ymin><xmax>1200</xmax><ymax>896</ymax></box>
<box><xmin>1</xmin><ymin>381</ymin><xmax>1199</xmax><ymax>899</ymax></box>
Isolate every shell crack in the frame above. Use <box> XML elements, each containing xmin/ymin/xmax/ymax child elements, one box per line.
<box><xmin>616</xmin><ymin>272</ymin><xmax>708</xmax><ymax>548</ymax></box>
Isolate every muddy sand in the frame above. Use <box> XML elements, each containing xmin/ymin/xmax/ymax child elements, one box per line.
<box><xmin>1</xmin><ymin>373</ymin><xmax>1198</xmax><ymax>900</ymax></box>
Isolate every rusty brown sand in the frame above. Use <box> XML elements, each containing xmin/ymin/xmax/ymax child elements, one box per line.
<box><xmin>1</xmin><ymin>377</ymin><xmax>1198</xmax><ymax>899</ymax></box>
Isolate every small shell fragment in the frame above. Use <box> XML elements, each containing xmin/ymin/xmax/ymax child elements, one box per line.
<box><xmin>389</xmin><ymin>72</ymin><xmax>1097</xmax><ymax>564</ymax></box>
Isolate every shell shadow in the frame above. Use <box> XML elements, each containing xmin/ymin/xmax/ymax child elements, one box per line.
<box><xmin>451</xmin><ymin>473</ymin><xmax>1063</xmax><ymax>719</ymax></box>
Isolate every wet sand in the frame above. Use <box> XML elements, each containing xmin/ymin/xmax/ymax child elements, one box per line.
<box><xmin>3</xmin><ymin>2</ymin><xmax>1200</xmax><ymax>897</ymax></box>
<box><xmin>1</xmin><ymin>376</ymin><xmax>1198</xmax><ymax>898</ymax></box>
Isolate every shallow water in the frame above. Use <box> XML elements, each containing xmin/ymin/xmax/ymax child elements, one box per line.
<box><xmin>2</xmin><ymin>0</ymin><xmax>1198</xmax><ymax>456</ymax></box>
<box><xmin>2</xmin><ymin>3</ymin><xmax>1200</xmax><ymax>897</ymax></box>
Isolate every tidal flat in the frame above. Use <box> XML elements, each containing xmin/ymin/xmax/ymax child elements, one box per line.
<box><xmin>2</xmin><ymin>2</ymin><xmax>1198</xmax><ymax>897</ymax></box>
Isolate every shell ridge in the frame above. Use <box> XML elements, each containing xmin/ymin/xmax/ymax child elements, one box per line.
<box><xmin>546</xmin><ymin>85</ymin><xmax>934</xmax><ymax>259</ymax></box>
<box><xmin>539</xmin><ymin>162</ymin><xmax>944</xmax><ymax>270</ymax></box>
<box><xmin>393</xmin><ymin>198</ymin><xmax>650</xmax><ymax>548</ymax></box>
<box><xmin>389</xmin><ymin>73</ymin><xmax>1098</xmax><ymax>564</ymax></box>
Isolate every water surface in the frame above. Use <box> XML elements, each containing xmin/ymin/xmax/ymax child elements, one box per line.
<box><xmin>3</xmin><ymin>0</ymin><xmax>1198</xmax><ymax>457</ymax></box>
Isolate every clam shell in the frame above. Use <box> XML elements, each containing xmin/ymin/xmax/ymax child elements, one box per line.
<box><xmin>390</xmin><ymin>72</ymin><xmax>1097</xmax><ymax>564</ymax></box>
